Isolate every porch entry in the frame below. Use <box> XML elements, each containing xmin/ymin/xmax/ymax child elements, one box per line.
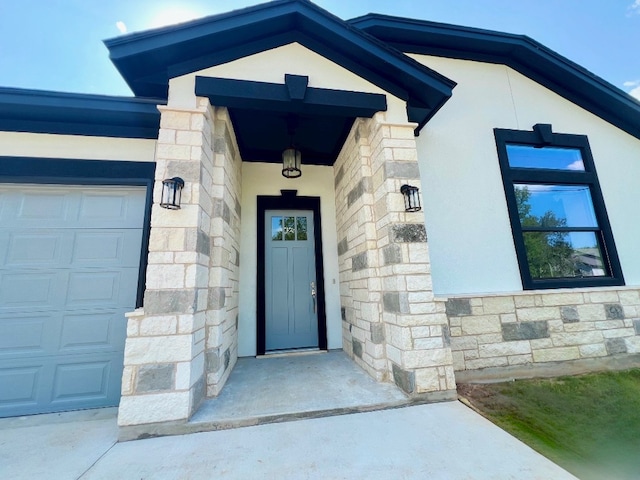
<box><xmin>257</xmin><ymin>193</ymin><xmax>327</xmax><ymax>355</ymax></box>
<box><xmin>265</xmin><ymin>210</ymin><xmax>318</xmax><ymax>351</ymax></box>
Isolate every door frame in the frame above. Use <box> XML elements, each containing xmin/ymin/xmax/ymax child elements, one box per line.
<box><xmin>257</xmin><ymin>190</ymin><xmax>327</xmax><ymax>355</ymax></box>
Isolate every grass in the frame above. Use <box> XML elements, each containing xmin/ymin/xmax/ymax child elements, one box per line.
<box><xmin>458</xmin><ymin>369</ymin><xmax>640</xmax><ymax>480</ymax></box>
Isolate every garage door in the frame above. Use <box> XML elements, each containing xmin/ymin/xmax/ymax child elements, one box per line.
<box><xmin>0</xmin><ymin>184</ymin><xmax>146</xmax><ymax>417</ymax></box>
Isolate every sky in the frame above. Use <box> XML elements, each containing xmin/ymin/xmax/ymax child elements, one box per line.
<box><xmin>0</xmin><ymin>0</ymin><xmax>639</xmax><ymax>100</ymax></box>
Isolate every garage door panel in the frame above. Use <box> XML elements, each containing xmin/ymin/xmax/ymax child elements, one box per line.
<box><xmin>59</xmin><ymin>311</ymin><xmax>125</xmax><ymax>353</ymax></box>
<box><xmin>0</xmin><ymin>314</ymin><xmax>49</xmax><ymax>355</ymax></box>
<box><xmin>66</xmin><ymin>269</ymin><xmax>138</xmax><ymax>307</ymax></box>
<box><xmin>0</xmin><ymin>272</ymin><xmax>62</xmax><ymax>310</ymax></box>
<box><xmin>5</xmin><ymin>232</ymin><xmax>63</xmax><ymax>265</ymax></box>
<box><xmin>0</xmin><ymin>362</ymin><xmax>44</xmax><ymax>408</ymax></box>
<box><xmin>0</xmin><ymin>189</ymin><xmax>71</xmax><ymax>227</ymax></box>
<box><xmin>51</xmin><ymin>360</ymin><xmax>112</xmax><ymax>401</ymax></box>
<box><xmin>77</xmin><ymin>191</ymin><xmax>146</xmax><ymax>228</ymax></box>
<box><xmin>71</xmin><ymin>230</ymin><xmax>143</xmax><ymax>267</ymax></box>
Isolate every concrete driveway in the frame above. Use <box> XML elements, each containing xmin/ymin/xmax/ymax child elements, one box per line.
<box><xmin>0</xmin><ymin>402</ymin><xmax>576</xmax><ymax>479</ymax></box>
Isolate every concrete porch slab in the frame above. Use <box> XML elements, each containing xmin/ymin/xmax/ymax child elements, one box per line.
<box><xmin>192</xmin><ymin>350</ymin><xmax>410</xmax><ymax>423</ymax></box>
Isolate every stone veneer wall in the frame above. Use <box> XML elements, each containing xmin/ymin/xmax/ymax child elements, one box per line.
<box><xmin>334</xmin><ymin>114</ymin><xmax>456</xmax><ymax>396</ymax></box>
<box><xmin>205</xmin><ymin>107</ymin><xmax>241</xmax><ymax>396</ymax></box>
<box><xmin>118</xmin><ymin>100</ymin><xmax>241</xmax><ymax>427</ymax></box>
<box><xmin>447</xmin><ymin>287</ymin><xmax>640</xmax><ymax>379</ymax></box>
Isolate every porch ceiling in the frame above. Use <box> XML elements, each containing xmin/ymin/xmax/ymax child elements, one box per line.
<box><xmin>196</xmin><ymin>75</ymin><xmax>387</xmax><ymax>165</ymax></box>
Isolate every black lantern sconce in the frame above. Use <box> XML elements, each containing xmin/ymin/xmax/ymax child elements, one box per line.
<box><xmin>400</xmin><ymin>184</ymin><xmax>422</xmax><ymax>212</ymax></box>
<box><xmin>160</xmin><ymin>177</ymin><xmax>185</xmax><ymax>210</ymax></box>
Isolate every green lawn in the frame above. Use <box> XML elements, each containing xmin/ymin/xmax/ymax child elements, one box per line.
<box><xmin>458</xmin><ymin>369</ymin><xmax>640</xmax><ymax>480</ymax></box>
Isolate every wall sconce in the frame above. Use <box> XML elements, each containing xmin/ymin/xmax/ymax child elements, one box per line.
<box><xmin>282</xmin><ymin>147</ymin><xmax>302</xmax><ymax>178</ymax></box>
<box><xmin>400</xmin><ymin>184</ymin><xmax>422</xmax><ymax>212</ymax></box>
<box><xmin>160</xmin><ymin>177</ymin><xmax>184</xmax><ymax>210</ymax></box>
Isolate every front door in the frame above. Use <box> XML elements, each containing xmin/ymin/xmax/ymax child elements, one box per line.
<box><xmin>265</xmin><ymin>210</ymin><xmax>318</xmax><ymax>351</ymax></box>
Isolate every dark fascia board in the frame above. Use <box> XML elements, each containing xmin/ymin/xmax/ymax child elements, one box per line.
<box><xmin>349</xmin><ymin>14</ymin><xmax>640</xmax><ymax>141</ymax></box>
<box><xmin>0</xmin><ymin>87</ymin><xmax>162</xmax><ymax>139</ymax></box>
<box><xmin>194</xmin><ymin>76</ymin><xmax>387</xmax><ymax>118</ymax></box>
<box><xmin>104</xmin><ymin>0</ymin><xmax>455</xmax><ymax>130</ymax></box>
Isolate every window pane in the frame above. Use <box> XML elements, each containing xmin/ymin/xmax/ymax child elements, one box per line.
<box><xmin>524</xmin><ymin>231</ymin><xmax>607</xmax><ymax>279</ymax></box>
<box><xmin>284</xmin><ymin>216</ymin><xmax>296</xmax><ymax>241</ymax></box>
<box><xmin>296</xmin><ymin>217</ymin><xmax>308</xmax><ymax>240</ymax></box>
<box><xmin>271</xmin><ymin>217</ymin><xmax>283</xmax><ymax>241</ymax></box>
<box><xmin>507</xmin><ymin>145</ymin><xmax>584</xmax><ymax>171</ymax></box>
<box><xmin>514</xmin><ymin>184</ymin><xmax>598</xmax><ymax>228</ymax></box>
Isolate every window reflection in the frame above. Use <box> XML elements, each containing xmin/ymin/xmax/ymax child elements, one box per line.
<box><xmin>284</xmin><ymin>216</ymin><xmax>296</xmax><ymax>241</ymax></box>
<box><xmin>523</xmin><ymin>231</ymin><xmax>606</xmax><ymax>279</ymax></box>
<box><xmin>271</xmin><ymin>217</ymin><xmax>283</xmax><ymax>241</ymax></box>
<box><xmin>507</xmin><ymin>145</ymin><xmax>584</xmax><ymax>171</ymax></box>
<box><xmin>514</xmin><ymin>184</ymin><xmax>597</xmax><ymax>228</ymax></box>
<box><xmin>296</xmin><ymin>217</ymin><xmax>307</xmax><ymax>240</ymax></box>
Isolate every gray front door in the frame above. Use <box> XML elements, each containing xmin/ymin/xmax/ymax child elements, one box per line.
<box><xmin>265</xmin><ymin>210</ymin><xmax>318</xmax><ymax>351</ymax></box>
<box><xmin>0</xmin><ymin>184</ymin><xmax>145</xmax><ymax>417</ymax></box>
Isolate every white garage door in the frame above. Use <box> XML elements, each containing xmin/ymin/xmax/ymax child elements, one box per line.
<box><xmin>0</xmin><ymin>184</ymin><xmax>146</xmax><ymax>417</ymax></box>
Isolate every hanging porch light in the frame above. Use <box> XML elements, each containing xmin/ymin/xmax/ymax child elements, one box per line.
<box><xmin>282</xmin><ymin>147</ymin><xmax>302</xmax><ymax>178</ymax></box>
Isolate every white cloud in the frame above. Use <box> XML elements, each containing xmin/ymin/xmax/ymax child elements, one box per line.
<box><xmin>628</xmin><ymin>0</ymin><xmax>640</xmax><ymax>15</ymax></box>
<box><xmin>623</xmin><ymin>80</ymin><xmax>639</xmax><ymax>88</ymax></box>
<box><xmin>567</xmin><ymin>160</ymin><xmax>585</xmax><ymax>171</ymax></box>
<box><xmin>116</xmin><ymin>21</ymin><xmax>127</xmax><ymax>34</ymax></box>
<box><xmin>630</xmin><ymin>86</ymin><xmax>640</xmax><ymax>101</ymax></box>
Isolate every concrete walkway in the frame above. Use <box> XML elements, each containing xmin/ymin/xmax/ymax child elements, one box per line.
<box><xmin>1</xmin><ymin>402</ymin><xmax>577</xmax><ymax>479</ymax></box>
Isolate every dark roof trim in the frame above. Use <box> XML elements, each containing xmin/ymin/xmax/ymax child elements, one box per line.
<box><xmin>104</xmin><ymin>0</ymin><xmax>455</xmax><ymax>132</ymax></box>
<box><xmin>349</xmin><ymin>14</ymin><xmax>640</xmax><ymax>141</ymax></box>
<box><xmin>0</xmin><ymin>88</ymin><xmax>162</xmax><ymax>139</ymax></box>
<box><xmin>194</xmin><ymin>75</ymin><xmax>387</xmax><ymax>118</ymax></box>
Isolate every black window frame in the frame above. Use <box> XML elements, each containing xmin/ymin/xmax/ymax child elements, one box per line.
<box><xmin>494</xmin><ymin>125</ymin><xmax>624</xmax><ymax>290</ymax></box>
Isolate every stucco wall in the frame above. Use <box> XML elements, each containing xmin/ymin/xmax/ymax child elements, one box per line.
<box><xmin>409</xmin><ymin>55</ymin><xmax>640</xmax><ymax>296</ymax></box>
<box><xmin>237</xmin><ymin>162</ymin><xmax>342</xmax><ymax>357</ymax></box>
<box><xmin>169</xmin><ymin>42</ymin><xmax>407</xmax><ymax>123</ymax></box>
<box><xmin>0</xmin><ymin>131</ymin><xmax>156</xmax><ymax>162</ymax></box>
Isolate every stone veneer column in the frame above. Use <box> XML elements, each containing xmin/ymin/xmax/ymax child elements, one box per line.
<box><xmin>118</xmin><ymin>99</ymin><xmax>241</xmax><ymax>427</ymax></box>
<box><xmin>335</xmin><ymin>114</ymin><xmax>456</xmax><ymax>397</ymax></box>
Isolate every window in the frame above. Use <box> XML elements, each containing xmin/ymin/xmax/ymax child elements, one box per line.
<box><xmin>494</xmin><ymin>124</ymin><xmax>623</xmax><ymax>289</ymax></box>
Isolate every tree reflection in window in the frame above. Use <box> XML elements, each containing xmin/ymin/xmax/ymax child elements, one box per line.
<box><xmin>516</xmin><ymin>186</ymin><xmax>606</xmax><ymax>279</ymax></box>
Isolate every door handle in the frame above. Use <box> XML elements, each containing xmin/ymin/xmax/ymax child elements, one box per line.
<box><xmin>311</xmin><ymin>281</ymin><xmax>317</xmax><ymax>313</ymax></box>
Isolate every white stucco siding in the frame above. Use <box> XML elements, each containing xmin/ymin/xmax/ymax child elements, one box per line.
<box><xmin>409</xmin><ymin>54</ymin><xmax>640</xmax><ymax>295</ymax></box>
<box><xmin>0</xmin><ymin>131</ymin><xmax>156</xmax><ymax>162</ymax></box>
<box><xmin>169</xmin><ymin>42</ymin><xmax>407</xmax><ymax>124</ymax></box>
<box><xmin>237</xmin><ymin>162</ymin><xmax>342</xmax><ymax>357</ymax></box>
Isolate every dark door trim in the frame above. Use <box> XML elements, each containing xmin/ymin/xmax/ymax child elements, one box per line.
<box><xmin>257</xmin><ymin>191</ymin><xmax>327</xmax><ymax>355</ymax></box>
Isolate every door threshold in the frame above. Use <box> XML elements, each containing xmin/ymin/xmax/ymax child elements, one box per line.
<box><xmin>259</xmin><ymin>348</ymin><xmax>326</xmax><ymax>359</ymax></box>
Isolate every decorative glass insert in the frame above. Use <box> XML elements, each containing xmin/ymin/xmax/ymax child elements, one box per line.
<box><xmin>296</xmin><ymin>217</ymin><xmax>308</xmax><ymax>240</ymax></box>
<box><xmin>284</xmin><ymin>216</ymin><xmax>296</xmax><ymax>241</ymax></box>
<box><xmin>506</xmin><ymin>145</ymin><xmax>585</xmax><ymax>171</ymax></box>
<box><xmin>271</xmin><ymin>217</ymin><xmax>283</xmax><ymax>241</ymax></box>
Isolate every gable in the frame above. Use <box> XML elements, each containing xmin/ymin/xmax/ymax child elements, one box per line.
<box><xmin>104</xmin><ymin>0</ymin><xmax>455</xmax><ymax>132</ymax></box>
<box><xmin>350</xmin><ymin>14</ymin><xmax>640</xmax><ymax>142</ymax></box>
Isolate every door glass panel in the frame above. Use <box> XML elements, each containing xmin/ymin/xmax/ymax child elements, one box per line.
<box><xmin>523</xmin><ymin>231</ymin><xmax>607</xmax><ymax>279</ymax></box>
<box><xmin>506</xmin><ymin>145</ymin><xmax>585</xmax><ymax>171</ymax></box>
<box><xmin>514</xmin><ymin>184</ymin><xmax>598</xmax><ymax>228</ymax></box>
<box><xmin>284</xmin><ymin>216</ymin><xmax>295</xmax><ymax>241</ymax></box>
<box><xmin>271</xmin><ymin>217</ymin><xmax>283</xmax><ymax>241</ymax></box>
<box><xmin>296</xmin><ymin>217</ymin><xmax>307</xmax><ymax>241</ymax></box>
